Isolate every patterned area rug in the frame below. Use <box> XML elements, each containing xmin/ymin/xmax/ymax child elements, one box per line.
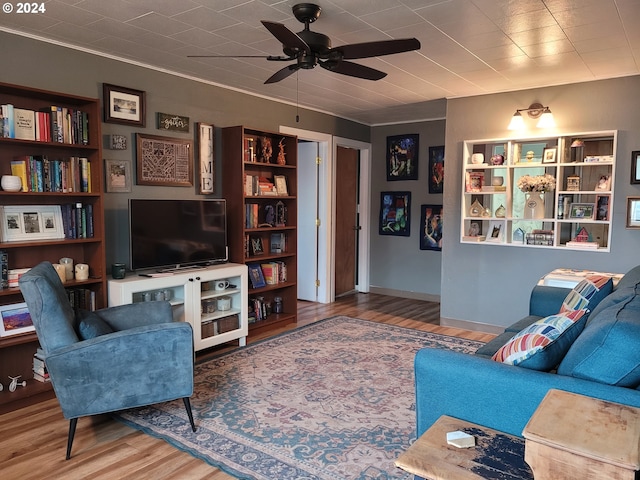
<box><xmin>115</xmin><ymin>316</ymin><xmax>483</xmax><ymax>479</ymax></box>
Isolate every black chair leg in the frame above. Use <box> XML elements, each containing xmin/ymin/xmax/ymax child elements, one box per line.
<box><xmin>66</xmin><ymin>418</ymin><xmax>78</xmax><ymax>460</ymax></box>
<box><xmin>183</xmin><ymin>397</ymin><xmax>197</xmax><ymax>432</ymax></box>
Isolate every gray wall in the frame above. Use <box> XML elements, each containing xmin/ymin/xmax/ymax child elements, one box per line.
<box><xmin>370</xmin><ymin>119</ymin><xmax>446</xmax><ymax>300</ymax></box>
<box><xmin>442</xmin><ymin>76</ymin><xmax>640</xmax><ymax>330</ymax></box>
<box><xmin>0</xmin><ymin>32</ymin><xmax>369</xmax><ymax>268</ymax></box>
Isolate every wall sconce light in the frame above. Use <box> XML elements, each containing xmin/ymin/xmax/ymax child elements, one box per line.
<box><xmin>508</xmin><ymin>103</ymin><xmax>555</xmax><ymax>130</ymax></box>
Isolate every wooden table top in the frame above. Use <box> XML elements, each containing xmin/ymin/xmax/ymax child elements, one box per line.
<box><xmin>395</xmin><ymin>415</ymin><xmax>533</xmax><ymax>480</ymax></box>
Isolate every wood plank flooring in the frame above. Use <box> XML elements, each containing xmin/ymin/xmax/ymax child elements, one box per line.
<box><xmin>0</xmin><ymin>293</ymin><xmax>495</xmax><ymax>480</ymax></box>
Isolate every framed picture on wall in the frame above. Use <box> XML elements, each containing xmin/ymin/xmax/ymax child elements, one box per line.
<box><xmin>428</xmin><ymin>146</ymin><xmax>444</xmax><ymax>193</ymax></box>
<box><xmin>420</xmin><ymin>204</ymin><xmax>442</xmax><ymax>250</ymax></box>
<box><xmin>379</xmin><ymin>191</ymin><xmax>411</xmax><ymax>236</ymax></box>
<box><xmin>103</xmin><ymin>83</ymin><xmax>146</xmax><ymax>127</ymax></box>
<box><xmin>386</xmin><ymin>134</ymin><xmax>419</xmax><ymax>181</ymax></box>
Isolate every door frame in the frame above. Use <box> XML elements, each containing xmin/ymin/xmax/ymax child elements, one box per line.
<box><xmin>280</xmin><ymin>127</ymin><xmax>371</xmax><ymax>302</ymax></box>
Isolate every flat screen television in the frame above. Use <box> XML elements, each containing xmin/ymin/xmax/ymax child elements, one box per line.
<box><xmin>129</xmin><ymin>199</ymin><xmax>228</xmax><ymax>272</ymax></box>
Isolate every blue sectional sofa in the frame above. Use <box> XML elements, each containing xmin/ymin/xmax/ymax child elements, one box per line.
<box><xmin>415</xmin><ymin>265</ymin><xmax>640</xmax><ymax>439</ymax></box>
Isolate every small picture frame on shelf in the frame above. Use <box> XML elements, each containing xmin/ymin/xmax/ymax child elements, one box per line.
<box><xmin>466</xmin><ymin>172</ymin><xmax>484</xmax><ymax>192</ymax></box>
<box><xmin>596</xmin><ymin>195</ymin><xmax>610</xmax><ymax>221</ymax></box>
<box><xmin>595</xmin><ymin>174</ymin><xmax>611</xmax><ymax>191</ymax></box>
<box><xmin>274</xmin><ymin>175</ymin><xmax>288</xmax><ymax>196</ymax></box>
<box><xmin>0</xmin><ymin>205</ymin><xmax>65</xmax><ymax>242</ymax></box>
<box><xmin>542</xmin><ymin>147</ymin><xmax>557</xmax><ymax>163</ymax></box>
<box><xmin>250</xmin><ymin>236</ymin><xmax>264</xmax><ymax>256</ymax></box>
<box><xmin>0</xmin><ymin>302</ymin><xmax>34</xmax><ymax>337</ymax></box>
<box><xmin>631</xmin><ymin>151</ymin><xmax>640</xmax><ymax>184</ymax></box>
<box><xmin>568</xmin><ymin>203</ymin><xmax>595</xmax><ymax>220</ymax></box>
<box><xmin>626</xmin><ymin>197</ymin><xmax>640</xmax><ymax>228</ymax></box>
<box><xmin>485</xmin><ymin>220</ymin><xmax>504</xmax><ymax>243</ymax></box>
<box><xmin>247</xmin><ymin>263</ymin><xmax>266</xmax><ymax>288</ymax></box>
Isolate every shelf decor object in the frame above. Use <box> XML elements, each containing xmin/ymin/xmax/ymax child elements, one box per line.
<box><xmin>461</xmin><ymin>131</ymin><xmax>617</xmax><ymax>251</ymax></box>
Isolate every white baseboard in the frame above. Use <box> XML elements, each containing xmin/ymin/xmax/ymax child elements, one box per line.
<box><xmin>369</xmin><ymin>286</ymin><xmax>440</xmax><ymax>303</ymax></box>
<box><xmin>440</xmin><ymin>317</ymin><xmax>505</xmax><ymax>335</ymax></box>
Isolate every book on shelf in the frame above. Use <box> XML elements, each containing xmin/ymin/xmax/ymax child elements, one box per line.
<box><xmin>261</xmin><ymin>262</ymin><xmax>279</xmax><ymax>285</ymax></box>
<box><xmin>13</xmin><ymin>108</ymin><xmax>36</xmax><ymax>141</ymax></box>
<box><xmin>0</xmin><ymin>250</ymin><xmax>8</xmax><ymax>289</ymax></box>
<box><xmin>10</xmin><ymin>156</ymin><xmax>91</xmax><ymax>193</ymax></box>
<box><xmin>1</xmin><ymin>104</ymin><xmax>14</xmax><ymax>138</ymax></box>
<box><xmin>247</xmin><ymin>263</ymin><xmax>266</xmax><ymax>289</ymax></box>
<box><xmin>270</xmin><ymin>233</ymin><xmax>286</xmax><ymax>253</ymax></box>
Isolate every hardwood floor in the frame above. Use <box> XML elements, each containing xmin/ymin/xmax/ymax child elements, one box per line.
<box><xmin>0</xmin><ymin>294</ymin><xmax>495</xmax><ymax>480</ymax></box>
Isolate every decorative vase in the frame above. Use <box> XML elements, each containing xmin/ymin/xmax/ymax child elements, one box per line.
<box><xmin>524</xmin><ymin>193</ymin><xmax>545</xmax><ymax>219</ymax></box>
<box><xmin>1</xmin><ymin>175</ymin><xmax>23</xmax><ymax>192</ymax></box>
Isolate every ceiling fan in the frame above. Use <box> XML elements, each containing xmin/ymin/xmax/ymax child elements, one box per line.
<box><xmin>188</xmin><ymin>3</ymin><xmax>421</xmax><ymax>84</ymax></box>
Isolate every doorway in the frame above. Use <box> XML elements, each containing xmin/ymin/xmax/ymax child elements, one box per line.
<box><xmin>335</xmin><ymin>146</ymin><xmax>359</xmax><ymax>297</ymax></box>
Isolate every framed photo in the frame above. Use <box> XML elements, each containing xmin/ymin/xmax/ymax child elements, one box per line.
<box><xmin>250</xmin><ymin>236</ymin><xmax>264</xmax><ymax>256</ymax></box>
<box><xmin>274</xmin><ymin>175</ymin><xmax>288</xmax><ymax>196</ymax></box>
<box><xmin>542</xmin><ymin>147</ymin><xmax>557</xmax><ymax>163</ymax></box>
<box><xmin>466</xmin><ymin>171</ymin><xmax>484</xmax><ymax>192</ymax></box>
<box><xmin>568</xmin><ymin>203</ymin><xmax>595</xmax><ymax>220</ymax></box>
<box><xmin>379</xmin><ymin>191</ymin><xmax>411</xmax><ymax>236</ymax></box>
<box><xmin>485</xmin><ymin>220</ymin><xmax>504</xmax><ymax>243</ymax></box>
<box><xmin>103</xmin><ymin>83</ymin><xmax>146</xmax><ymax>127</ymax></box>
<box><xmin>109</xmin><ymin>134</ymin><xmax>127</xmax><ymax>150</ymax></box>
<box><xmin>595</xmin><ymin>174</ymin><xmax>611</xmax><ymax>191</ymax></box>
<box><xmin>247</xmin><ymin>263</ymin><xmax>266</xmax><ymax>289</ymax></box>
<box><xmin>136</xmin><ymin>133</ymin><xmax>193</xmax><ymax>187</ymax></box>
<box><xmin>420</xmin><ymin>204</ymin><xmax>442</xmax><ymax>251</ymax></box>
<box><xmin>197</xmin><ymin>123</ymin><xmax>215</xmax><ymax>194</ymax></box>
<box><xmin>386</xmin><ymin>134</ymin><xmax>419</xmax><ymax>181</ymax></box>
<box><xmin>428</xmin><ymin>145</ymin><xmax>444</xmax><ymax>193</ymax></box>
<box><xmin>0</xmin><ymin>302</ymin><xmax>34</xmax><ymax>337</ymax></box>
<box><xmin>596</xmin><ymin>195</ymin><xmax>610</xmax><ymax>221</ymax></box>
<box><xmin>627</xmin><ymin>197</ymin><xmax>640</xmax><ymax>228</ymax></box>
<box><xmin>104</xmin><ymin>159</ymin><xmax>132</xmax><ymax>193</ymax></box>
<box><xmin>631</xmin><ymin>151</ymin><xmax>640</xmax><ymax>184</ymax></box>
<box><xmin>157</xmin><ymin>112</ymin><xmax>189</xmax><ymax>132</ymax></box>
<box><xmin>0</xmin><ymin>205</ymin><xmax>64</xmax><ymax>242</ymax></box>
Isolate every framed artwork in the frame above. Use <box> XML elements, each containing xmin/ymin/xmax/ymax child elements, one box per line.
<box><xmin>136</xmin><ymin>133</ymin><xmax>193</xmax><ymax>187</ymax></box>
<box><xmin>274</xmin><ymin>175</ymin><xmax>288</xmax><ymax>196</ymax></box>
<box><xmin>0</xmin><ymin>205</ymin><xmax>65</xmax><ymax>242</ymax></box>
<box><xmin>197</xmin><ymin>123</ymin><xmax>215</xmax><ymax>194</ymax></box>
<box><xmin>109</xmin><ymin>134</ymin><xmax>127</xmax><ymax>150</ymax></box>
<box><xmin>568</xmin><ymin>203</ymin><xmax>595</xmax><ymax>219</ymax></box>
<box><xmin>248</xmin><ymin>263</ymin><xmax>266</xmax><ymax>288</ymax></box>
<box><xmin>428</xmin><ymin>145</ymin><xmax>444</xmax><ymax>193</ymax></box>
<box><xmin>595</xmin><ymin>174</ymin><xmax>611</xmax><ymax>191</ymax></box>
<box><xmin>420</xmin><ymin>204</ymin><xmax>442</xmax><ymax>251</ymax></box>
<box><xmin>379</xmin><ymin>191</ymin><xmax>411</xmax><ymax>236</ymax></box>
<box><xmin>0</xmin><ymin>302</ymin><xmax>34</xmax><ymax>337</ymax></box>
<box><xmin>485</xmin><ymin>220</ymin><xmax>504</xmax><ymax>242</ymax></box>
<box><xmin>626</xmin><ymin>197</ymin><xmax>640</xmax><ymax>228</ymax></box>
<box><xmin>386</xmin><ymin>134</ymin><xmax>419</xmax><ymax>181</ymax></box>
<box><xmin>631</xmin><ymin>151</ymin><xmax>640</xmax><ymax>184</ymax></box>
<box><xmin>596</xmin><ymin>195</ymin><xmax>610</xmax><ymax>221</ymax></box>
<box><xmin>542</xmin><ymin>147</ymin><xmax>557</xmax><ymax>163</ymax></box>
<box><xmin>250</xmin><ymin>236</ymin><xmax>264</xmax><ymax>256</ymax></box>
<box><xmin>104</xmin><ymin>159</ymin><xmax>132</xmax><ymax>193</ymax></box>
<box><xmin>103</xmin><ymin>83</ymin><xmax>146</xmax><ymax>127</ymax></box>
<box><xmin>157</xmin><ymin>112</ymin><xmax>189</xmax><ymax>132</ymax></box>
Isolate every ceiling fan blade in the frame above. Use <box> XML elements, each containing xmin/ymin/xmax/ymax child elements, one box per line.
<box><xmin>264</xmin><ymin>64</ymin><xmax>300</xmax><ymax>84</ymax></box>
<box><xmin>187</xmin><ymin>55</ymin><xmax>293</xmax><ymax>61</ymax></box>
<box><xmin>320</xmin><ymin>60</ymin><xmax>387</xmax><ymax>81</ymax></box>
<box><xmin>261</xmin><ymin>21</ymin><xmax>310</xmax><ymax>53</ymax></box>
<box><xmin>333</xmin><ymin>38</ymin><xmax>421</xmax><ymax>59</ymax></box>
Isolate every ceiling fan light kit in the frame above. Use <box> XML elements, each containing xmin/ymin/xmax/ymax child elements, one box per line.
<box><xmin>190</xmin><ymin>3</ymin><xmax>421</xmax><ymax>84</ymax></box>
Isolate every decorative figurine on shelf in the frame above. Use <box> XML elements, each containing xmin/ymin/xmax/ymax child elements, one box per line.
<box><xmin>495</xmin><ymin>204</ymin><xmax>506</xmax><ymax>218</ymax></box>
<box><xmin>8</xmin><ymin>375</ymin><xmax>26</xmax><ymax>392</ymax></box>
<box><xmin>264</xmin><ymin>204</ymin><xmax>275</xmax><ymax>226</ymax></box>
<box><xmin>574</xmin><ymin>227</ymin><xmax>591</xmax><ymax>242</ymax></box>
<box><xmin>469</xmin><ymin>199</ymin><xmax>485</xmax><ymax>217</ymax></box>
<box><xmin>468</xmin><ymin>222</ymin><xmax>480</xmax><ymax>237</ymax></box>
<box><xmin>277</xmin><ymin>137</ymin><xmax>287</xmax><ymax>165</ymax></box>
<box><xmin>276</xmin><ymin>200</ymin><xmax>287</xmax><ymax>227</ymax></box>
<box><xmin>259</xmin><ymin>136</ymin><xmax>273</xmax><ymax>163</ymax></box>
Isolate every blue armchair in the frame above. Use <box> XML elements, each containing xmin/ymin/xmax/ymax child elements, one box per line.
<box><xmin>19</xmin><ymin>261</ymin><xmax>196</xmax><ymax>459</ymax></box>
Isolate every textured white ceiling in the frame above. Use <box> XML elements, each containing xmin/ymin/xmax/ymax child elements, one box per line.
<box><xmin>1</xmin><ymin>0</ymin><xmax>639</xmax><ymax>125</ymax></box>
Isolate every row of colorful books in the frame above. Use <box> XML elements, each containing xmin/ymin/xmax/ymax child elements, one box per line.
<box><xmin>1</xmin><ymin>104</ymin><xmax>90</xmax><ymax>144</ymax></box>
<box><xmin>10</xmin><ymin>155</ymin><xmax>91</xmax><ymax>193</ymax></box>
<box><xmin>248</xmin><ymin>261</ymin><xmax>287</xmax><ymax>289</ymax></box>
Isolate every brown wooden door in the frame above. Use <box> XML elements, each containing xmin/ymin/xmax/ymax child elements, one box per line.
<box><xmin>335</xmin><ymin>146</ymin><xmax>359</xmax><ymax>296</ymax></box>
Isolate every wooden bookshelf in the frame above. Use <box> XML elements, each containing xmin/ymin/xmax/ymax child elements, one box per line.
<box><xmin>222</xmin><ymin>126</ymin><xmax>297</xmax><ymax>334</ymax></box>
<box><xmin>0</xmin><ymin>82</ymin><xmax>106</xmax><ymax>412</ymax></box>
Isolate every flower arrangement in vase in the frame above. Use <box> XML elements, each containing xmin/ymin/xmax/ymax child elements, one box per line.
<box><xmin>517</xmin><ymin>174</ymin><xmax>555</xmax><ymax>219</ymax></box>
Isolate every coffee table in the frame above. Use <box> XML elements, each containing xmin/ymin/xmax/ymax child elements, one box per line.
<box><xmin>395</xmin><ymin>415</ymin><xmax>533</xmax><ymax>479</ymax></box>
